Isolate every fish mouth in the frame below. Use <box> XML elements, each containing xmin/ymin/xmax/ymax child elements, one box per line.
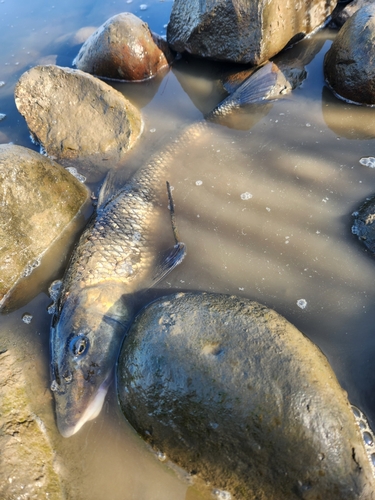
<box><xmin>55</xmin><ymin>373</ymin><xmax>113</xmax><ymax>438</ymax></box>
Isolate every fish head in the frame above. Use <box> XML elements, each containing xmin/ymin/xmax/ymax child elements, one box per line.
<box><xmin>50</xmin><ymin>284</ymin><xmax>130</xmax><ymax>437</ymax></box>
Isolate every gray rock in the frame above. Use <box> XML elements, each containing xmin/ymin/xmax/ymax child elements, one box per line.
<box><xmin>324</xmin><ymin>4</ymin><xmax>375</xmax><ymax>105</ymax></box>
<box><xmin>331</xmin><ymin>0</ymin><xmax>372</xmax><ymax>28</ymax></box>
<box><xmin>167</xmin><ymin>0</ymin><xmax>337</xmax><ymax>66</ymax></box>
<box><xmin>14</xmin><ymin>65</ymin><xmax>143</xmax><ymax>175</ymax></box>
<box><xmin>0</xmin><ymin>144</ymin><xmax>89</xmax><ymax>309</ymax></box>
<box><xmin>118</xmin><ymin>292</ymin><xmax>375</xmax><ymax>500</ymax></box>
<box><xmin>0</xmin><ymin>349</ymin><xmax>63</xmax><ymax>499</ymax></box>
<box><xmin>352</xmin><ymin>194</ymin><xmax>375</xmax><ymax>253</ymax></box>
<box><xmin>74</xmin><ymin>12</ymin><xmax>174</xmax><ymax>81</ymax></box>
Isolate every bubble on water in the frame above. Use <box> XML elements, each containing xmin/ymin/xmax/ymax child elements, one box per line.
<box><xmin>156</xmin><ymin>451</ymin><xmax>166</xmax><ymax>461</ymax></box>
<box><xmin>65</xmin><ymin>167</ymin><xmax>86</xmax><ymax>183</ymax></box>
<box><xmin>22</xmin><ymin>313</ymin><xmax>33</xmax><ymax>324</ymax></box>
<box><xmin>360</xmin><ymin>157</ymin><xmax>375</xmax><ymax>168</ymax></box>
<box><xmin>140</xmin><ymin>3</ymin><xmax>147</xmax><ymax>9</ymax></box>
<box><xmin>297</xmin><ymin>299</ymin><xmax>307</xmax><ymax>309</ymax></box>
<box><xmin>149</xmin><ymin>128</ymin><xmax>156</xmax><ymax>133</ymax></box>
<box><xmin>306</xmin><ymin>123</ymin><xmax>311</xmax><ymax>127</ymax></box>
<box><xmin>351</xmin><ymin>404</ymin><xmax>375</xmax><ymax>476</ymax></box>
<box><xmin>49</xmin><ymin>280</ymin><xmax>62</xmax><ymax>301</ymax></box>
<box><xmin>212</xmin><ymin>489</ymin><xmax>232</xmax><ymax>499</ymax></box>
<box><xmin>351</xmin><ymin>225</ymin><xmax>360</xmax><ymax>236</ymax></box>
<box><xmin>50</xmin><ymin>380</ymin><xmax>59</xmax><ymax>392</ymax></box>
<box><xmin>352</xmin><ymin>405</ymin><xmax>361</xmax><ymax>419</ymax></box>
<box><xmin>23</xmin><ymin>258</ymin><xmax>41</xmax><ymax>277</ymax></box>
<box><xmin>0</xmin><ymin>81</ymin><xmax>5</xmax><ymax>87</ymax></box>
<box><xmin>0</xmin><ymin>113</ymin><xmax>6</xmax><ymax>121</ymax></box>
<box><xmin>240</xmin><ymin>192</ymin><xmax>253</xmax><ymax>200</ymax></box>
<box><xmin>195</xmin><ymin>180</ymin><xmax>203</xmax><ymax>186</ymax></box>
<box><xmin>126</xmin><ymin>0</ymin><xmax>133</xmax><ymax>3</ymax></box>
<box><xmin>363</xmin><ymin>431</ymin><xmax>374</xmax><ymax>446</ymax></box>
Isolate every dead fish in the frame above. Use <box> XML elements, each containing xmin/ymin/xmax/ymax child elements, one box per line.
<box><xmin>50</xmin><ymin>62</ymin><xmax>281</xmax><ymax>438</ymax></box>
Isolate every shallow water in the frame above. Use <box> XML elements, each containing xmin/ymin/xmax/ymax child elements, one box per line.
<box><xmin>2</xmin><ymin>1</ymin><xmax>375</xmax><ymax>498</ymax></box>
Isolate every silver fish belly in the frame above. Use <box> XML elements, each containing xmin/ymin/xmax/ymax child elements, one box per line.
<box><xmin>50</xmin><ymin>62</ymin><xmax>281</xmax><ymax>438</ymax></box>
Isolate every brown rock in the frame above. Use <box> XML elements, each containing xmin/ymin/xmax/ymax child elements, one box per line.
<box><xmin>74</xmin><ymin>13</ymin><xmax>174</xmax><ymax>81</ymax></box>
<box><xmin>324</xmin><ymin>3</ymin><xmax>375</xmax><ymax>105</ymax></box>
<box><xmin>167</xmin><ymin>0</ymin><xmax>337</xmax><ymax>65</ymax></box>
<box><xmin>331</xmin><ymin>0</ymin><xmax>372</xmax><ymax>28</ymax></box>
<box><xmin>0</xmin><ymin>144</ymin><xmax>89</xmax><ymax>309</ymax></box>
<box><xmin>0</xmin><ymin>349</ymin><xmax>63</xmax><ymax>499</ymax></box>
<box><xmin>14</xmin><ymin>65</ymin><xmax>143</xmax><ymax>173</ymax></box>
<box><xmin>118</xmin><ymin>292</ymin><xmax>375</xmax><ymax>500</ymax></box>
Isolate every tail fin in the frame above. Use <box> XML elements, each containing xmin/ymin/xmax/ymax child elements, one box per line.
<box><xmin>207</xmin><ymin>62</ymin><xmax>281</xmax><ymax>119</ymax></box>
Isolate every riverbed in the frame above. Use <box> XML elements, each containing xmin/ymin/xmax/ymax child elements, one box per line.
<box><xmin>2</xmin><ymin>1</ymin><xmax>375</xmax><ymax>499</ymax></box>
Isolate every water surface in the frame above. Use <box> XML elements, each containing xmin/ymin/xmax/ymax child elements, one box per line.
<box><xmin>2</xmin><ymin>1</ymin><xmax>375</xmax><ymax>499</ymax></box>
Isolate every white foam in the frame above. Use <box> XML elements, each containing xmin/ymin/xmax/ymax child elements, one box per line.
<box><xmin>360</xmin><ymin>157</ymin><xmax>375</xmax><ymax>168</ymax></box>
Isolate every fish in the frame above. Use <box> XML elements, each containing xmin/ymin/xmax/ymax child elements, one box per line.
<box><xmin>50</xmin><ymin>61</ymin><xmax>282</xmax><ymax>438</ymax></box>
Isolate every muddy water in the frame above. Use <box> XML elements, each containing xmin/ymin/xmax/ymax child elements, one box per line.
<box><xmin>2</xmin><ymin>1</ymin><xmax>375</xmax><ymax>499</ymax></box>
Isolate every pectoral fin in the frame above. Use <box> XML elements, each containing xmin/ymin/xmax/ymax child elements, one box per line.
<box><xmin>151</xmin><ymin>241</ymin><xmax>186</xmax><ymax>287</ymax></box>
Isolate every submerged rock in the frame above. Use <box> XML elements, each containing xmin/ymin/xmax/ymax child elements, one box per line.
<box><xmin>0</xmin><ymin>144</ymin><xmax>89</xmax><ymax>309</ymax></box>
<box><xmin>167</xmin><ymin>0</ymin><xmax>336</xmax><ymax>66</ymax></box>
<box><xmin>74</xmin><ymin>12</ymin><xmax>174</xmax><ymax>81</ymax></box>
<box><xmin>352</xmin><ymin>194</ymin><xmax>375</xmax><ymax>253</ymax></box>
<box><xmin>118</xmin><ymin>292</ymin><xmax>375</xmax><ymax>500</ymax></box>
<box><xmin>0</xmin><ymin>349</ymin><xmax>62</xmax><ymax>499</ymax></box>
<box><xmin>14</xmin><ymin>65</ymin><xmax>142</xmax><ymax>174</ymax></box>
<box><xmin>324</xmin><ymin>4</ymin><xmax>375</xmax><ymax>105</ymax></box>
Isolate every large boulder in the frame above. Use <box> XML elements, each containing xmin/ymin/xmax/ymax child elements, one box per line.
<box><xmin>324</xmin><ymin>4</ymin><xmax>375</xmax><ymax>105</ymax></box>
<box><xmin>118</xmin><ymin>292</ymin><xmax>375</xmax><ymax>500</ymax></box>
<box><xmin>0</xmin><ymin>349</ymin><xmax>63</xmax><ymax>499</ymax></box>
<box><xmin>0</xmin><ymin>144</ymin><xmax>89</xmax><ymax>309</ymax></box>
<box><xmin>14</xmin><ymin>65</ymin><xmax>143</xmax><ymax>174</ymax></box>
<box><xmin>167</xmin><ymin>0</ymin><xmax>337</xmax><ymax>65</ymax></box>
<box><xmin>74</xmin><ymin>13</ymin><xmax>174</xmax><ymax>81</ymax></box>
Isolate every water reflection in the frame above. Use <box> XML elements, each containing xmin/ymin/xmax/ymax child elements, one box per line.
<box><xmin>2</xmin><ymin>0</ymin><xmax>375</xmax><ymax>499</ymax></box>
<box><xmin>322</xmin><ymin>85</ymin><xmax>375</xmax><ymax>139</ymax></box>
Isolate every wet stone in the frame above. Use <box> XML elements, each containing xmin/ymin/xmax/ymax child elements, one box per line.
<box><xmin>330</xmin><ymin>0</ymin><xmax>373</xmax><ymax>28</ymax></box>
<box><xmin>324</xmin><ymin>3</ymin><xmax>375</xmax><ymax>105</ymax></box>
<box><xmin>14</xmin><ymin>65</ymin><xmax>143</xmax><ymax>175</ymax></box>
<box><xmin>118</xmin><ymin>292</ymin><xmax>375</xmax><ymax>500</ymax></box>
<box><xmin>0</xmin><ymin>144</ymin><xmax>89</xmax><ymax>309</ymax></box>
<box><xmin>0</xmin><ymin>349</ymin><xmax>63</xmax><ymax>499</ymax></box>
<box><xmin>74</xmin><ymin>12</ymin><xmax>174</xmax><ymax>81</ymax></box>
<box><xmin>352</xmin><ymin>195</ymin><xmax>375</xmax><ymax>253</ymax></box>
<box><xmin>167</xmin><ymin>0</ymin><xmax>336</xmax><ymax>65</ymax></box>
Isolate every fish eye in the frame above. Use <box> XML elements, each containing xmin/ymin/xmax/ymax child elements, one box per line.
<box><xmin>70</xmin><ymin>335</ymin><xmax>89</xmax><ymax>357</ymax></box>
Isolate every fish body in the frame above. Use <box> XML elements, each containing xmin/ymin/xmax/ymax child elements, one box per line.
<box><xmin>51</xmin><ymin>172</ymin><xmax>186</xmax><ymax>437</ymax></box>
<box><xmin>50</xmin><ymin>62</ymin><xmax>280</xmax><ymax>438</ymax></box>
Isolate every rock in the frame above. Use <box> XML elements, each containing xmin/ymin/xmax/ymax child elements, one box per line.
<box><xmin>0</xmin><ymin>144</ymin><xmax>89</xmax><ymax>309</ymax></box>
<box><xmin>167</xmin><ymin>0</ymin><xmax>337</xmax><ymax>66</ymax></box>
<box><xmin>324</xmin><ymin>4</ymin><xmax>375</xmax><ymax>105</ymax></box>
<box><xmin>118</xmin><ymin>292</ymin><xmax>375</xmax><ymax>500</ymax></box>
<box><xmin>352</xmin><ymin>194</ymin><xmax>375</xmax><ymax>253</ymax></box>
<box><xmin>14</xmin><ymin>65</ymin><xmax>143</xmax><ymax>174</ymax></box>
<box><xmin>331</xmin><ymin>0</ymin><xmax>372</xmax><ymax>28</ymax></box>
<box><xmin>0</xmin><ymin>349</ymin><xmax>63</xmax><ymax>499</ymax></box>
<box><xmin>74</xmin><ymin>13</ymin><xmax>174</xmax><ymax>81</ymax></box>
